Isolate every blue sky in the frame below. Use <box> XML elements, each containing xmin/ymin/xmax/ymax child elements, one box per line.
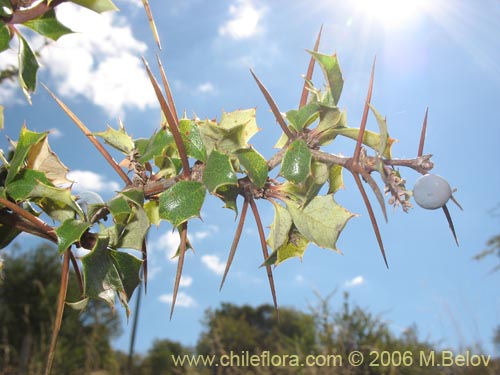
<box><xmin>1</xmin><ymin>0</ymin><xmax>500</xmax><ymax>356</ymax></box>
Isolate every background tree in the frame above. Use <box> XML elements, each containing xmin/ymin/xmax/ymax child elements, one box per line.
<box><xmin>0</xmin><ymin>243</ymin><xmax>121</xmax><ymax>375</ymax></box>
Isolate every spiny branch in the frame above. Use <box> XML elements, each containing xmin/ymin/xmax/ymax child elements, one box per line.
<box><xmin>299</xmin><ymin>25</ymin><xmax>323</xmax><ymax>108</ymax></box>
<box><xmin>170</xmin><ymin>222</ymin><xmax>188</xmax><ymax>320</ymax></box>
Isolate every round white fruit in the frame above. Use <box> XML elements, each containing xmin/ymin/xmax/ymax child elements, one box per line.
<box><xmin>413</xmin><ymin>174</ymin><xmax>452</xmax><ymax>210</ymax></box>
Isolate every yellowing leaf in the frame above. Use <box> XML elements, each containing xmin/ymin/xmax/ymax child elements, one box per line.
<box><xmin>26</xmin><ymin>135</ymin><xmax>71</xmax><ymax>186</ymax></box>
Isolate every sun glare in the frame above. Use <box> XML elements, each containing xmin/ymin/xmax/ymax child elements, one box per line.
<box><xmin>356</xmin><ymin>0</ymin><xmax>426</xmax><ymax>29</ymax></box>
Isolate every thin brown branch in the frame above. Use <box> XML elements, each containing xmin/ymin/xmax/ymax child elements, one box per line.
<box><xmin>69</xmin><ymin>251</ymin><xmax>84</xmax><ymax>296</ymax></box>
<box><xmin>6</xmin><ymin>0</ymin><xmax>67</xmax><ymax>25</ymax></box>
<box><xmin>170</xmin><ymin>222</ymin><xmax>188</xmax><ymax>320</ymax></box>
<box><xmin>353</xmin><ymin>57</ymin><xmax>376</xmax><ymax>163</ymax></box>
<box><xmin>0</xmin><ymin>210</ymin><xmax>57</xmax><ymax>243</ymax></box>
<box><xmin>156</xmin><ymin>55</ymin><xmax>178</xmax><ymax>125</ymax></box>
<box><xmin>0</xmin><ymin>197</ymin><xmax>57</xmax><ymax>242</ymax></box>
<box><xmin>248</xmin><ymin>197</ymin><xmax>279</xmax><ymax>314</ymax></box>
<box><xmin>45</xmin><ymin>248</ymin><xmax>70</xmax><ymax>375</ymax></box>
<box><xmin>360</xmin><ymin>171</ymin><xmax>388</xmax><ymax>223</ymax></box>
<box><xmin>142</xmin><ymin>58</ymin><xmax>191</xmax><ymax>179</ymax></box>
<box><xmin>43</xmin><ymin>85</ymin><xmax>132</xmax><ymax>185</ymax></box>
<box><xmin>249</xmin><ymin>68</ymin><xmax>294</xmax><ymax>140</ymax></box>
<box><xmin>220</xmin><ymin>199</ymin><xmax>249</xmax><ymax>291</ymax></box>
<box><xmin>300</xmin><ymin>25</ymin><xmax>323</xmax><ymax>108</ymax></box>
<box><xmin>418</xmin><ymin>107</ymin><xmax>429</xmax><ymax>157</ymax></box>
<box><xmin>351</xmin><ymin>172</ymin><xmax>389</xmax><ymax>268</ymax></box>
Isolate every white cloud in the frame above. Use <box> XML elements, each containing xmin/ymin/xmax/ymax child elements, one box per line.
<box><xmin>158</xmin><ymin>292</ymin><xmax>197</xmax><ymax>308</ymax></box>
<box><xmin>179</xmin><ymin>275</ymin><xmax>193</xmax><ymax>287</ymax></box>
<box><xmin>344</xmin><ymin>275</ymin><xmax>365</xmax><ymax>288</ymax></box>
<box><xmin>37</xmin><ymin>3</ymin><xmax>157</xmax><ymax>116</ymax></box>
<box><xmin>219</xmin><ymin>0</ymin><xmax>267</xmax><ymax>40</ymax></box>
<box><xmin>201</xmin><ymin>254</ymin><xmax>226</xmax><ymax>276</ymax></box>
<box><xmin>148</xmin><ymin>230</ymin><xmax>180</xmax><ymax>262</ymax></box>
<box><xmin>68</xmin><ymin>170</ymin><xmax>121</xmax><ymax>192</ymax></box>
<box><xmin>196</xmin><ymin>82</ymin><xmax>215</xmax><ymax>94</ymax></box>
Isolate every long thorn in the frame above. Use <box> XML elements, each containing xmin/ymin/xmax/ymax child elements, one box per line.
<box><xmin>220</xmin><ymin>199</ymin><xmax>249</xmax><ymax>291</ymax></box>
<box><xmin>300</xmin><ymin>25</ymin><xmax>323</xmax><ymax>108</ymax></box>
<box><xmin>352</xmin><ymin>172</ymin><xmax>389</xmax><ymax>268</ymax></box>
<box><xmin>248</xmin><ymin>197</ymin><xmax>279</xmax><ymax>315</ymax></box>
<box><xmin>142</xmin><ymin>58</ymin><xmax>190</xmax><ymax>179</ymax></box>
<box><xmin>45</xmin><ymin>249</ymin><xmax>70</xmax><ymax>375</ymax></box>
<box><xmin>361</xmin><ymin>171</ymin><xmax>388</xmax><ymax>223</ymax></box>
<box><xmin>249</xmin><ymin>68</ymin><xmax>294</xmax><ymax>140</ymax></box>
<box><xmin>353</xmin><ymin>57</ymin><xmax>376</xmax><ymax>163</ymax></box>
<box><xmin>442</xmin><ymin>204</ymin><xmax>459</xmax><ymax>246</ymax></box>
<box><xmin>69</xmin><ymin>251</ymin><xmax>84</xmax><ymax>296</ymax></box>
<box><xmin>141</xmin><ymin>239</ymin><xmax>148</xmax><ymax>294</ymax></box>
<box><xmin>418</xmin><ymin>107</ymin><xmax>429</xmax><ymax>157</ymax></box>
<box><xmin>141</xmin><ymin>0</ymin><xmax>161</xmax><ymax>50</ymax></box>
<box><xmin>156</xmin><ymin>55</ymin><xmax>179</xmax><ymax>126</ymax></box>
<box><xmin>43</xmin><ymin>85</ymin><xmax>132</xmax><ymax>185</ymax></box>
<box><xmin>170</xmin><ymin>222</ymin><xmax>188</xmax><ymax>320</ymax></box>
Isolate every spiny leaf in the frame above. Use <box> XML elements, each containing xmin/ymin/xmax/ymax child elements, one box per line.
<box><xmin>69</xmin><ymin>0</ymin><xmax>118</xmax><ymax>13</ymax></box>
<box><xmin>179</xmin><ymin>119</ymin><xmax>207</xmax><ymax>162</ymax></box>
<box><xmin>235</xmin><ymin>147</ymin><xmax>268</xmax><ymax>189</ymax></box>
<box><xmin>266</xmin><ymin>200</ymin><xmax>293</xmax><ymax>251</ymax></box>
<box><xmin>94</xmin><ymin>124</ymin><xmax>134</xmax><ymax>155</ymax></box>
<box><xmin>105</xmin><ymin>205</ymin><xmax>149</xmax><ymax>251</ymax></box>
<box><xmin>107</xmin><ymin>195</ymin><xmax>132</xmax><ymax>223</ymax></box>
<box><xmin>120</xmin><ymin>187</ymin><xmax>145</xmax><ymax>206</ymax></box>
<box><xmin>144</xmin><ymin>200</ymin><xmax>160</xmax><ymax>226</ymax></box>
<box><xmin>264</xmin><ymin>227</ymin><xmax>308</xmax><ymax>267</ymax></box>
<box><xmin>26</xmin><ymin>134</ymin><xmax>71</xmax><ymax>186</ymax></box>
<box><xmin>17</xmin><ymin>32</ymin><xmax>39</xmax><ymax>104</ymax></box>
<box><xmin>368</xmin><ymin>104</ymin><xmax>389</xmax><ymax>157</ymax></box>
<box><xmin>280</xmin><ymin>139</ymin><xmax>312</xmax><ymax>184</ymax></box>
<box><xmin>6</xmin><ymin>126</ymin><xmax>46</xmax><ymax>185</ymax></box>
<box><xmin>108</xmin><ymin>249</ymin><xmax>143</xmax><ymax>300</ymax></box>
<box><xmin>159</xmin><ymin>181</ymin><xmax>206</xmax><ymax>227</ymax></box>
<box><xmin>137</xmin><ymin>129</ymin><xmax>174</xmax><ymax>163</ymax></box>
<box><xmin>23</xmin><ymin>10</ymin><xmax>73</xmax><ymax>41</ymax></box>
<box><xmin>56</xmin><ymin>219</ymin><xmax>91</xmax><ymax>254</ymax></box>
<box><xmin>286</xmin><ymin>102</ymin><xmax>321</xmax><ymax>131</ymax></box>
<box><xmin>215</xmin><ymin>185</ymin><xmax>239</xmax><ymax>215</ymax></box>
<box><xmin>202</xmin><ymin>150</ymin><xmax>237</xmax><ymax>193</ymax></box>
<box><xmin>308</xmin><ymin>51</ymin><xmax>344</xmax><ymax>105</ymax></box>
<box><xmin>332</xmin><ymin>127</ymin><xmax>396</xmax><ymax>159</ymax></box>
<box><xmin>286</xmin><ymin>195</ymin><xmax>355</xmax><ymax>252</ymax></box>
<box><xmin>328</xmin><ymin>164</ymin><xmax>344</xmax><ymax>195</ymax></box>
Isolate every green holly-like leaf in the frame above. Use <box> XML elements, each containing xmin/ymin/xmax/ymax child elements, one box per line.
<box><xmin>107</xmin><ymin>195</ymin><xmax>132</xmax><ymax>223</ymax></box>
<box><xmin>331</xmin><ymin>127</ymin><xmax>396</xmax><ymax>159</ymax></box>
<box><xmin>159</xmin><ymin>181</ymin><xmax>206</xmax><ymax>227</ymax></box>
<box><xmin>23</xmin><ymin>10</ymin><xmax>73</xmax><ymax>41</ymax></box>
<box><xmin>203</xmin><ymin>150</ymin><xmax>237</xmax><ymax>193</ymax></box>
<box><xmin>144</xmin><ymin>200</ymin><xmax>160</xmax><ymax>226</ymax></box>
<box><xmin>0</xmin><ymin>25</ymin><xmax>10</xmax><ymax>53</ymax></box>
<box><xmin>56</xmin><ymin>219</ymin><xmax>91</xmax><ymax>254</ymax></box>
<box><xmin>69</xmin><ymin>0</ymin><xmax>118</xmax><ymax>13</ymax></box>
<box><xmin>316</xmin><ymin>106</ymin><xmax>343</xmax><ymax>146</ymax></box>
<box><xmin>235</xmin><ymin>147</ymin><xmax>268</xmax><ymax>189</ymax></box>
<box><xmin>264</xmin><ymin>227</ymin><xmax>308</xmax><ymax>267</ymax></box>
<box><xmin>198</xmin><ymin>109</ymin><xmax>259</xmax><ymax>154</ymax></box>
<box><xmin>308</xmin><ymin>51</ymin><xmax>344</xmax><ymax>105</ymax></box>
<box><xmin>179</xmin><ymin>119</ymin><xmax>207</xmax><ymax>162</ymax></box>
<box><xmin>285</xmin><ymin>102</ymin><xmax>321</xmax><ymax>131</ymax></box>
<box><xmin>215</xmin><ymin>184</ymin><xmax>239</xmax><ymax>215</ymax></box>
<box><xmin>94</xmin><ymin>124</ymin><xmax>134</xmax><ymax>155</ymax></box>
<box><xmin>286</xmin><ymin>195</ymin><xmax>356</xmax><ymax>252</ymax></box>
<box><xmin>136</xmin><ymin>130</ymin><xmax>173</xmax><ymax>162</ymax></box>
<box><xmin>0</xmin><ymin>1</ymin><xmax>12</xmax><ymax>18</ymax></box>
<box><xmin>280</xmin><ymin>139</ymin><xmax>312</xmax><ymax>184</ymax></box>
<box><xmin>6</xmin><ymin>126</ymin><xmax>46</xmax><ymax>185</ymax></box>
<box><xmin>17</xmin><ymin>33</ymin><xmax>39</xmax><ymax>104</ymax></box>
<box><xmin>6</xmin><ymin>169</ymin><xmax>51</xmax><ymax>201</ymax></box>
<box><xmin>104</xmin><ymin>205</ymin><xmax>149</xmax><ymax>250</ymax></box>
<box><xmin>328</xmin><ymin>164</ymin><xmax>344</xmax><ymax>195</ymax></box>
<box><xmin>26</xmin><ymin>134</ymin><xmax>71</xmax><ymax>186</ymax></box>
<box><xmin>82</xmin><ymin>236</ymin><xmax>141</xmax><ymax>317</ymax></box>
<box><xmin>267</xmin><ymin>200</ymin><xmax>293</xmax><ymax>251</ymax></box>
<box><xmin>119</xmin><ymin>187</ymin><xmax>144</xmax><ymax>207</ymax></box>
<box><xmin>369</xmin><ymin>104</ymin><xmax>390</xmax><ymax>157</ymax></box>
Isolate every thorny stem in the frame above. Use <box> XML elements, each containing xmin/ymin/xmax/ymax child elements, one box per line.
<box><xmin>300</xmin><ymin>25</ymin><xmax>323</xmax><ymax>108</ymax></box>
<box><xmin>418</xmin><ymin>107</ymin><xmax>429</xmax><ymax>158</ymax></box>
<box><xmin>170</xmin><ymin>222</ymin><xmax>188</xmax><ymax>320</ymax></box>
